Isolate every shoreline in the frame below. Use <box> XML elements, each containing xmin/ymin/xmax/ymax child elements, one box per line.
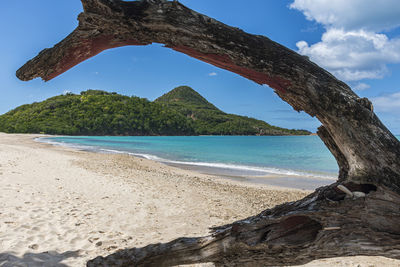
<box><xmin>37</xmin><ymin>135</ymin><xmax>336</xmax><ymax>191</ymax></box>
<box><xmin>1</xmin><ymin>133</ymin><xmax>399</xmax><ymax>266</ymax></box>
<box><xmin>165</xmin><ymin>162</ymin><xmax>332</xmax><ymax>190</ymax></box>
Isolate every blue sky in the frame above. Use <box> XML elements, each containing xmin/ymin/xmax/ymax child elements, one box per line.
<box><xmin>1</xmin><ymin>0</ymin><xmax>399</xmax><ymax>133</ymax></box>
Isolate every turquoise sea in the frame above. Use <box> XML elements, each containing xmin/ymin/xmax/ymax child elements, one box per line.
<box><xmin>39</xmin><ymin>135</ymin><xmax>400</xmax><ymax>190</ymax></box>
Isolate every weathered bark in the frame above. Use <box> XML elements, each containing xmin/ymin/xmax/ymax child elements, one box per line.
<box><xmin>16</xmin><ymin>0</ymin><xmax>400</xmax><ymax>266</ymax></box>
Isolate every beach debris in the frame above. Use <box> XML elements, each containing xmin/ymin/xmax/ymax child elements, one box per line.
<box><xmin>89</xmin><ymin>237</ymin><xmax>100</xmax><ymax>243</ymax></box>
<box><xmin>352</xmin><ymin>191</ymin><xmax>366</xmax><ymax>198</ymax></box>
<box><xmin>323</xmin><ymin>227</ymin><xmax>341</xmax><ymax>231</ymax></box>
<box><xmin>337</xmin><ymin>185</ymin><xmax>366</xmax><ymax>199</ymax></box>
<box><xmin>337</xmin><ymin>185</ymin><xmax>353</xmax><ymax>198</ymax></box>
<box><xmin>28</xmin><ymin>244</ymin><xmax>39</xmax><ymax>250</ymax></box>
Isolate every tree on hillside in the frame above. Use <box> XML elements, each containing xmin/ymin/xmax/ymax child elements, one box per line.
<box><xmin>17</xmin><ymin>0</ymin><xmax>400</xmax><ymax>266</ymax></box>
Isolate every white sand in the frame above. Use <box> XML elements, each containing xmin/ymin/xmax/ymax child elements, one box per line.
<box><xmin>0</xmin><ymin>133</ymin><xmax>398</xmax><ymax>267</ymax></box>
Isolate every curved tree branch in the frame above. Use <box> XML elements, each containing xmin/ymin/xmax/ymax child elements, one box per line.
<box><xmin>16</xmin><ymin>0</ymin><xmax>400</xmax><ymax>266</ymax></box>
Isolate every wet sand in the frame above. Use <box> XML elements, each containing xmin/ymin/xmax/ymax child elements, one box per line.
<box><xmin>165</xmin><ymin>162</ymin><xmax>334</xmax><ymax>190</ymax></box>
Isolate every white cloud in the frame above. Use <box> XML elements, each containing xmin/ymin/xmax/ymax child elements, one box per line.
<box><xmin>63</xmin><ymin>90</ymin><xmax>72</xmax><ymax>95</ymax></box>
<box><xmin>208</xmin><ymin>72</ymin><xmax>217</xmax><ymax>76</ymax></box>
<box><xmin>296</xmin><ymin>29</ymin><xmax>400</xmax><ymax>81</ymax></box>
<box><xmin>352</xmin><ymin>83</ymin><xmax>370</xmax><ymax>91</ymax></box>
<box><xmin>372</xmin><ymin>92</ymin><xmax>400</xmax><ymax>112</ymax></box>
<box><xmin>291</xmin><ymin>0</ymin><xmax>400</xmax><ymax>82</ymax></box>
<box><xmin>290</xmin><ymin>0</ymin><xmax>400</xmax><ymax>32</ymax></box>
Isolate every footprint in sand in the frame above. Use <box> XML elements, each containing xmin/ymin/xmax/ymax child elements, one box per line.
<box><xmin>20</xmin><ymin>224</ymin><xmax>31</xmax><ymax>230</ymax></box>
<box><xmin>26</xmin><ymin>236</ymin><xmax>35</xmax><ymax>242</ymax></box>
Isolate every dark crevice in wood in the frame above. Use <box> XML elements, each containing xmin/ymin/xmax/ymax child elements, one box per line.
<box><xmin>344</xmin><ymin>183</ymin><xmax>377</xmax><ymax>194</ymax></box>
<box><xmin>262</xmin><ymin>216</ymin><xmax>322</xmax><ymax>246</ymax></box>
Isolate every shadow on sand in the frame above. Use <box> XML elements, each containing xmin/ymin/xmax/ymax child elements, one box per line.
<box><xmin>0</xmin><ymin>250</ymin><xmax>80</xmax><ymax>267</ymax></box>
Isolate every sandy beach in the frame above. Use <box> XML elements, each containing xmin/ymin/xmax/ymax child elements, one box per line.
<box><xmin>0</xmin><ymin>133</ymin><xmax>398</xmax><ymax>267</ymax></box>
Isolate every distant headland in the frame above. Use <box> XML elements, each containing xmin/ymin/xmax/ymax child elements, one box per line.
<box><xmin>0</xmin><ymin>86</ymin><xmax>310</xmax><ymax>136</ymax></box>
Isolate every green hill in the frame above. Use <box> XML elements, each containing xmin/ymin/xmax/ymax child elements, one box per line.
<box><xmin>0</xmin><ymin>90</ymin><xmax>194</xmax><ymax>135</ymax></box>
<box><xmin>155</xmin><ymin>85</ymin><xmax>218</xmax><ymax>110</ymax></box>
<box><xmin>155</xmin><ymin>86</ymin><xmax>310</xmax><ymax>135</ymax></box>
<box><xmin>0</xmin><ymin>87</ymin><xmax>310</xmax><ymax>136</ymax></box>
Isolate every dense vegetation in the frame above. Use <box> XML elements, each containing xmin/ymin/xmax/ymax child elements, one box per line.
<box><xmin>0</xmin><ymin>90</ymin><xmax>194</xmax><ymax>135</ymax></box>
<box><xmin>155</xmin><ymin>86</ymin><xmax>310</xmax><ymax>135</ymax></box>
<box><xmin>0</xmin><ymin>87</ymin><xmax>310</xmax><ymax>136</ymax></box>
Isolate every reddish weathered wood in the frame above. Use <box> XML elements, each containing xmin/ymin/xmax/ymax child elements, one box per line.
<box><xmin>16</xmin><ymin>0</ymin><xmax>400</xmax><ymax>266</ymax></box>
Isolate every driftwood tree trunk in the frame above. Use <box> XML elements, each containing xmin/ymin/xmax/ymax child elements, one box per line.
<box><xmin>17</xmin><ymin>0</ymin><xmax>400</xmax><ymax>266</ymax></box>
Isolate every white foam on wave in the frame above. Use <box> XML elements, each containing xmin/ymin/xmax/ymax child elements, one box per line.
<box><xmin>37</xmin><ymin>138</ymin><xmax>337</xmax><ymax>180</ymax></box>
<box><xmin>99</xmin><ymin>148</ymin><xmax>336</xmax><ymax>180</ymax></box>
<box><xmin>163</xmin><ymin>159</ymin><xmax>336</xmax><ymax>180</ymax></box>
<box><xmin>98</xmin><ymin>148</ymin><xmax>163</xmax><ymax>161</ymax></box>
<box><xmin>36</xmin><ymin>137</ymin><xmax>96</xmax><ymax>151</ymax></box>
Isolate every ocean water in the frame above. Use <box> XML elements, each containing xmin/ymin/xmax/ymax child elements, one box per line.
<box><xmin>38</xmin><ymin>135</ymin><xmax>400</xmax><ymax>190</ymax></box>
